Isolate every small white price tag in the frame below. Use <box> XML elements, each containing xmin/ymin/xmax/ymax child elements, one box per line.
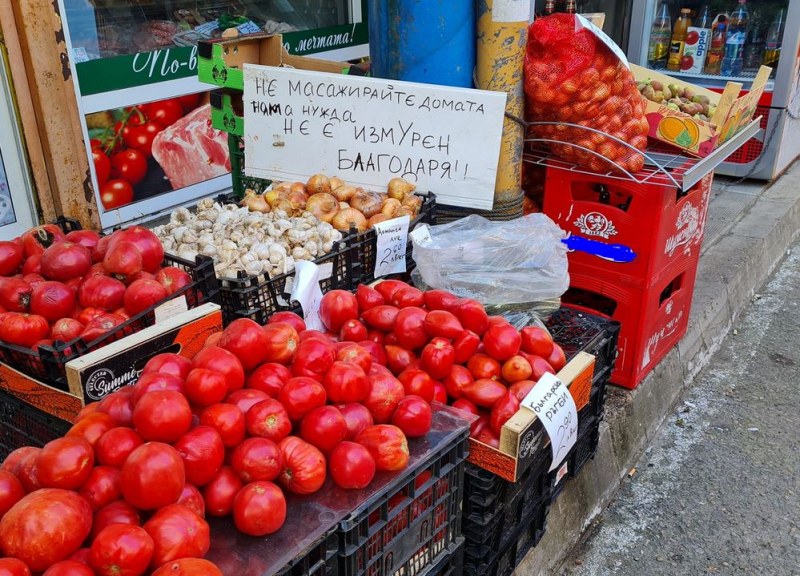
<box><xmin>492</xmin><ymin>0</ymin><xmax>530</xmax><ymax>22</ymax></box>
<box><xmin>373</xmin><ymin>215</ymin><xmax>410</xmax><ymax>279</ymax></box>
<box><xmin>237</xmin><ymin>20</ymin><xmax>262</xmax><ymax>34</ymax></box>
<box><xmin>409</xmin><ymin>224</ymin><xmax>433</xmax><ymax>247</ymax></box>
<box><xmin>521</xmin><ymin>373</ymin><xmax>578</xmax><ymax>471</ymax></box>
<box><xmin>154</xmin><ymin>295</ymin><xmax>188</xmax><ymax>324</ymax></box>
<box><xmin>290</xmin><ymin>260</ymin><xmax>324</xmax><ymax>331</ymax></box>
<box><xmin>577</xmin><ymin>14</ymin><xmax>630</xmax><ymax>69</ymax></box>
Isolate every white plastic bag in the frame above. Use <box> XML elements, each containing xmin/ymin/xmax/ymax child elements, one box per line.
<box><xmin>410</xmin><ymin>214</ymin><xmax>569</xmax><ymax>306</ymax></box>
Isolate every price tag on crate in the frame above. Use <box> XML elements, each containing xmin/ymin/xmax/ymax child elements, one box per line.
<box><xmin>373</xmin><ymin>215</ymin><xmax>410</xmax><ymax>278</ymax></box>
<box><xmin>409</xmin><ymin>224</ymin><xmax>432</xmax><ymax>247</ymax></box>
<box><xmin>290</xmin><ymin>260</ymin><xmax>325</xmax><ymax>331</ymax></box>
<box><xmin>521</xmin><ymin>373</ymin><xmax>578</xmax><ymax>471</ymax></box>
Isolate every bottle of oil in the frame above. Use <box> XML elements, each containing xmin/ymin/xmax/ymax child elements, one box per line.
<box><xmin>667</xmin><ymin>8</ymin><xmax>693</xmax><ymax>71</ymax></box>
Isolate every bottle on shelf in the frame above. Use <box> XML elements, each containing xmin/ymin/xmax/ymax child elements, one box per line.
<box><xmin>647</xmin><ymin>2</ymin><xmax>672</xmax><ymax>69</ymax></box>
<box><xmin>763</xmin><ymin>9</ymin><xmax>785</xmax><ymax>73</ymax></box>
<box><xmin>704</xmin><ymin>15</ymin><xmax>727</xmax><ymax>74</ymax></box>
<box><xmin>564</xmin><ymin>0</ymin><xmax>577</xmax><ymax>14</ymax></box>
<box><xmin>544</xmin><ymin>0</ymin><xmax>556</xmax><ymax>15</ymax></box>
<box><xmin>667</xmin><ymin>8</ymin><xmax>692</xmax><ymax>72</ymax></box>
<box><xmin>695</xmin><ymin>5</ymin><xmax>711</xmax><ymax>29</ymax></box>
<box><xmin>721</xmin><ymin>0</ymin><xmax>748</xmax><ymax>77</ymax></box>
<box><xmin>743</xmin><ymin>12</ymin><xmax>765</xmax><ymax>70</ymax></box>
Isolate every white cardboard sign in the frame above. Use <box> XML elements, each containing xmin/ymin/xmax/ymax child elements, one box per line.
<box><xmin>243</xmin><ymin>65</ymin><xmax>507</xmax><ymax>210</ymax></box>
<box><xmin>373</xmin><ymin>215</ymin><xmax>410</xmax><ymax>278</ymax></box>
<box><xmin>521</xmin><ymin>372</ymin><xmax>578</xmax><ymax>471</ymax></box>
<box><xmin>289</xmin><ymin>260</ymin><xmax>324</xmax><ymax>331</ymax></box>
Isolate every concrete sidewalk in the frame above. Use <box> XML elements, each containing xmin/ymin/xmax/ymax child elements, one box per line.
<box><xmin>515</xmin><ymin>160</ymin><xmax>800</xmax><ymax>575</ymax></box>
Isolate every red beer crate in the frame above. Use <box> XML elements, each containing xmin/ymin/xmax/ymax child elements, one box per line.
<box><xmin>542</xmin><ymin>163</ymin><xmax>713</xmax><ymax>286</ymax></box>
<box><xmin>562</xmin><ymin>254</ymin><xmax>699</xmax><ymax>389</ymax></box>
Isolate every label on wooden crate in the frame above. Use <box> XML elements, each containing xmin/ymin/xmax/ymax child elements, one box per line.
<box><xmin>373</xmin><ymin>215</ymin><xmax>410</xmax><ymax>278</ymax></box>
<box><xmin>155</xmin><ymin>295</ymin><xmax>188</xmax><ymax>324</ymax></box>
<box><xmin>290</xmin><ymin>260</ymin><xmax>325</xmax><ymax>331</ymax></box>
<box><xmin>521</xmin><ymin>373</ymin><xmax>578</xmax><ymax>471</ymax></box>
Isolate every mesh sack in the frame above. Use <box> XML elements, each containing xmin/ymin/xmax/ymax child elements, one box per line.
<box><xmin>524</xmin><ymin>14</ymin><xmax>649</xmax><ymax>174</ymax></box>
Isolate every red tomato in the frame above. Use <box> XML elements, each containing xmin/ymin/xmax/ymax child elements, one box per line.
<box><xmin>124</xmin><ymin>278</ymin><xmax>167</xmax><ymax>315</ymax></box>
<box><xmin>0</xmin><ymin>241</ymin><xmax>23</xmax><ymax>276</ymax></box>
<box><xmin>394</xmin><ymin>307</ymin><xmax>428</xmax><ymax>350</ymax></box>
<box><xmin>133</xmin><ymin>390</ymin><xmax>192</xmax><ymax>443</ymax></box>
<box><xmin>217</xmin><ymin>318</ymin><xmax>269</xmax><ymax>370</ymax></box>
<box><xmin>423</xmin><ymin>289</ymin><xmax>459</xmax><ymax>311</ymax></box>
<box><xmin>65</xmin><ymin>230</ymin><xmax>101</xmax><ymax>252</ymax></box>
<box><xmin>246</xmin><ymin>362</ymin><xmax>291</xmax><ymax>396</ymax></box>
<box><xmin>0</xmin><ymin>557</ymin><xmax>30</xmax><ymax>575</ymax></box>
<box><xmin>199</xmin><ymin>404</ymin><xmax>246</xmax><ymax>448</ymax></box>
<box><xmin>75</xmin><ymin>305</ymin><xmax>103</xmax><ymax>325</ymax></box>
<box><xmin>530</xmin><ymin>355</ymin><xmax>556</xmax><ymax>380</ymax></box>
<box><xmin>111</xmin><ymin>149</ymin><xmax>147</xmax><ymax>185</ymax></box>
<box><xmin>202</xmin><ymin>467</ymin><xmax>242</xmax><ymax>517</ymax></box>
<box><xmin>335</xmin><ymin>403</ymin><xmax>374</xmax><ymax>441</ymax></box>
<box><xmin>124</xmin><ymin>121</ymin><xmax>162</xmax><ymax>157</ymax></box>
<box><xmin>319</xmin><ymin>290</ymin><xmax>359</xmax><ymax>332</ymax></box>
<box><xmin>339</xmin><ymin>318</ymin><xmax>368</xmax><ymax>342</ymax></box>
<box><xmin>176</xmin><ymin>484</ymin><xmax>205</xmax><ymax>519</ymax></box>
<box><xmin>336</xmin><ymin>343</ymin><xmax>372</xmax><ymax>373</ymax></box>
<box><xmin>230</xmin><ymin>438</ymin><xmax>283</xmax><ymax>483</ymax></box>
<box><xmin>143</xmin><ymin>503</ymin><xmax>210</xmax><ymax>567</ymax></box>
<box><xmin>358</xmin><ymin>339</ymin><xmax>388</xmax><ymax>367</ymax></box>
<box><xmin>151</xmin><ymin>559</ymin><xmax>222</xmax><ymax>576</ymax></box>
<box><xmin>67</xmin><ymin>412</ymin><xmax>116</xmax><ymax>447</ymax></box>
<box><xmin>142</xmin><ymin>99</ymin><xmax>183</xmax><ymax>127</ymax></box>
<box><xmin>490</xmin><ymin>391</ymin><xmax>521</xmax><ymax>435</ymax></box>
<box><xmin>363</xmin><ymin>371</ymin><xmax>405</xmax><ymax>424</ymax></box>
<box><xmin>322</xmin><ymin>361</ymin><xmax>369</xmax><ymax>404</ymax></box>
<box><xmin>502</xmin><ymin>355</ymin><xmax>533</xmax><ymax>383</ymax></box>
<box><xmin>20</xmin><ymin>224</ymin><xmax>65</xmax><ymax>259</ymax></box>
<box><xmin>68</xmin><ymin>547</ymin><xmax>91</xmax><ymax>564</ymax></box>
<box><xmin>421</xmin><ymin>337</ymin><xmax>455</xmax><ymax>380</ymax></box>
<box><xmin>153</xmin><ymin>267</ymin><xmax>191</xmax><ymax>295</ymax></box>
<box><xmin>391</xmin><ymin>285</ymin><xmax>424</xmax><ymax>308</ymax></box>
<box><xmin>462</xmin><ymin>379</ymin><xmax>507</xmax><ymax>408</ymax></box>
<box><xmin>91</xmin><ymin>236</ymin><xmax>111</xmax><ymax>263</ymax></box>
<box><xmin>36</xmin><ymin>437</ymin><xmax>94</xmax><ymax>490</ymax></box>
<box><xmin>443</xmin><ymin>365</ymin><xmax>473</xmax><ymax>400</ymax></box>
<box><xmin>50</xmin><ymin>318</ymin><xmax>84</xmax><ymax>342</ymax></box>
<box><xmin>261</xmin><ymin>322</ymin><xmax>299</xmax><ymax>365</ymax></box>
<box><xmin>329</xmin><ymin>441</ymin><xmax>376</xmax><ymax>489</ymax></box>
<box><xmin>432</xmin><ymin>381</ymin><xmax>448</xmax><ymax>404</ymax></box>
<box><xmin>398</xmin><ymin>368</ymin><xmax>435</xmax><ymax>403</ymax></box>
<box><xmin>182</xmin><ymin>368</ymin><xmax>226</xmax><ymax>407</ymax></box>
<box><xmin>277</xmin><ymin>436</ymin><xmax>326</xmax><ymax>495</ymax></box>
<box><xmin>20</xmin><ymin>272</ymin><xmax>45</xmax><ymax>291</ymax></box>
<box><xmin>475</xmin><ymin>426</ymin><xmax>500</xmax><ymax>448</ymax></box>
<box><xmin>12</xmin><ymin>448</ymin><xmax>41</xmax><ymax>493</ymax></box>
<box><xmin>100</xmin><ymin>179</ymin><xmax>134</xmax><ymax>210</ymax></box>
<box><xmin>278</xmin><ymin>377</ymin><xmax>327</xmax><ymax>421</ymax></box>
<box><xmin>97</xmin><ymin>388</ymin><xmax>136</xmax><ymax>427</ymax></box>
<box><xmin>509</xmin><ymin>379</ymin><xmax>537</xmax><ymax>401</ymax></box>
<box><xmin>266</xmin><ymin>311</ymin><xmax>305</xmax><ymax>332</ymax></box>
<box><xmin>1</xmin><ymin>447</ymin><xmax>37</xmax><ymax>477</ymax></box>
<box><xmin>521</xmin><ymin>326</ymin><xmax>555</xmax><ymax>358</ymax></box>
<box><xmin>95</xmin><ymin>427</ymin><xmax>143</xmax><ymax>468</ymax></box>
<box><xmin>0</xmin><ymin>488</ymin><xmax>92</xmax><ymax>571</ymax></box>
<box><xmin>383</xmin><ymin>345</ymin><xmax>416</xmax><ymax>375</ymax></box>
<box><xmin>355</xmin><ymin>425</ymin><xmax>409</xmax><ymax>472</ymax></box>
<box><xmin>79</xmin><ymin>465</ymin><xmax>121</xmax><ymax>511</ymax></box>
<box><xmin>423</xmin><ymin>310</ymin><xmax>463</xmax><ymax>340</ymax></box>
<box><xmin>299</xmin><ymin>406</ymin><xmax>347</xmax><ymax>455</ymax></box>
<box><xmin>102</xmin><ymin>241</ymin><xmax>143</xmax><ymax>281</ymax></box>
<box><xmin>21</xmin><ymin>253</ymin><xmax>41</xmax><ymax>275</ymax></box>
<box><xmin>92</xmin><ymin>148</ymin><xmax>111</xmax><ymax>187</ymax></box>
<box><xmin>483</xmin><ymin>323</ymin><xmax>522</xmax><ymax>362</ymax></box>
<box><xmin>233</xmin><ymin>481</ymin><xmax>286</xmax><ymax>536</ymax></box>
<box><xmin>91</xmin><ymin>501</ymin><xmax>140</xmax><ymax>540</ymax></box>
<box><xmin>89</xmin><ymin>523</ymin><xmax>154</xmax><ymax>576</ymax></box>
<box><xmin>173</xmin><ymin>426</ymin><xmax>225</xmax><ymax>488</ymax></box>
<box><xmin>355</xmin><ymin>284</ymin><xmax>385</xmax><ymax>311</ymax></box>
<box><xmin>120</xmin><ymin>442</ymin><xmax>185</xmax><ymax>510</ymax></box>
<box><xmin>470</xmin><ymin>413</ymin><xmax>489</xmax><ymax>437</ymax></box>
<box><xmin>547</xmin><ymin>343</ymin><xmax>567</xmax><ymax>372</ymax></box>
<box><xmin>374</xmin><ymin>279</ymin><xmax>406</xmax><ymax>302</ymax></box>
<box><xmin>141</xmin><ymin>353</ymin><xmax>192</xmax><ymax>380</ymax></box>
<box><xmin>0</xmin><ymin>312</ymin><xmax>49</xmax><ymax>347</ymax></box>
<box><xmin>109</xmin><ymin>227</ymin><xmax>164</xmax><ymax>274</ymax></box>
<box><xmin>453</xmin><ymin>299</ymin><xmax>489</xmax><ymax>336</ymax></box>
<box><xmin>391</xmin><ymin>395</ymin><xmax>432</xmax><ymax>438</ymax></box>
<box><xmin>246</xmin><ymin>399</ymin><xmax>292</xmax><ymax>442</ymax></box>
<box><xmin>39</xmin><ymin>242</ymin><xmax>92</xmax><ymax>282</ymax></box>
<box><xmin>29</xmin><ymin>281</ymin><xmax>75</xmax><ymax>322</ymax></box>
<box><xmin>0</xmin><ymin>470</ymin><xmax>24</xmax><ymax>517</ymax></box>
<box><xmin>193</xmin><ymin>346</ymin><xmax>245</xmax><ymax>392</ymax></box>
<box><xmin>131</xmin><ymin>373</ymin><xmax>184</xmax><ymax>404</ymax></box>
<box><xmin>43</xmin><ymin>560</ymin><xmax>93</xmax><ymax>575</ymax></box>
<box><xmin>360</xmin><ymin>304</ymin><xmax>400</xmax><ymax>332</ymax></box>
<box><xmin>79</xmin><ymin>312</ymin><xmax>126</xmax><ymax>342</ymax></box>
<box><xmin>467</xmin><ymin>354</ymin><xmax>502</xmax><ymax>381</ymax></box>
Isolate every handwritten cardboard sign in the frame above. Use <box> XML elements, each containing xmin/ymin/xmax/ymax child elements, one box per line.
<box><xmin>373</xmin><ymin>215</ymin><xmax>410</xmax><ymax>278</ymax></box>
<box><xmin>243</xmin><ymin>65</ymin><xmax>507</xmax><ymax>210</ymax></box>
<box><xmin>521</xmin><ymin>373</ymin><xmax>578</xmax><ymax>471</ymax></box>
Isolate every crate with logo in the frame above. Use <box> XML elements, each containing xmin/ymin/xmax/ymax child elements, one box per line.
<box><xmin>542</xmin><ymin>161</ymin><xmax>713</xmax><ymax>287</ymax></box>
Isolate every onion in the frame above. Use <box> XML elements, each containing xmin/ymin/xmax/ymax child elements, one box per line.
<box><xmin>306</xmin><ymin>174</ymin><xmax>331</xmax><ymax>196</ymax></box>
<box><xmin>329</xmin><ymin>176</ymin><xmax>345</xmax><ymax>191</ymax></box>
<box><xmin>273</xmin><ymin>181</ymin><xmax>292</xmax><ymax>192</ymax></box>
<box><xmin>333</xmin><ymin>185</ymin><xmax>357</xmax><ymax>202</ymax></box>
<box><xmin>288</xmin><ymin>188</ymin><xmax>308</xmax><ymax>211</ymax></box>
<box><xmin>387</xmin><ymin>177</ymin><xmax>416</xmax><ymax>200</ymax></box>
<box><xmin>271</xmin><ymin>198</ymin><xmax>294</xmax><ymax>215</ymax></box>
<box><xmin>350</xmin><ymin>191</ymin><xmax>384</xmax><ymax>218</ymax></box>
<box><xmin>306</xmin><ymin>193</ymin><xmax>339</xmax><ymax>223</ymax></box>
<box><xmin>381</xmin><ymin>198</ymin><xmax>402</xmax><ymax>218</ymax></box>
<box><xmin>264</xmin><ymin>189</ymin><xmax>289</xmax><ymax>207</ymax></box>
<box><xmin>332</xmin><ymin>208</ymin><xmax>367</xmax><ymax>232</ymax></box>
<box><xmin>396</xmin><ymin>206</ymin><xmax>415</xmax><ymax>218</ymax></box>
<box><xmin>241</xmin><ymin>190</ymin><xmax>270</xmax><ymax>213</ymax></box>
<box><xmin>290</xmin><ymin>182</ymin><xmax>307</xmax><ymax>196</ymax></box>
<box><xmin>402</xmin><ymin>194</ymin><xmax>423</xmax><ymax>214</ymax></box>
<box><xmin>368</xmin><ymin>214</ymin><xmax>390</xmax><ymax>228</ymax></box>
<box><xmin>339</xmin><ymin>202</ymin><xmax>350</xmax><ymax>210</ymax></box>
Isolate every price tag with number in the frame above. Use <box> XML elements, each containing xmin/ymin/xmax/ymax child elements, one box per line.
<box><xmin>521</xmin><ymin>373</ymin><xmax>578</xmax><ymax>471</ymax></box>
<box><xmin>373</xmin><ymin>215</ymin><xmax>410</xmax><ymax>279</ymax></box>
<box><xmin>290</xmin><ymin>260</ymin><xmax>324</xmax><ymax>331</ymax></box>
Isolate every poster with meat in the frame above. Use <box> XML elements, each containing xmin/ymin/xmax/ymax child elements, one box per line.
<box><xmin>85</xmin><ymin>93</ymin><xmax>231</xmax><ymax>212</ymax></box>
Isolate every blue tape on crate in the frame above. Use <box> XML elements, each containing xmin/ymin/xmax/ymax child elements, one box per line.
<box><xmin>562</xmin><ymin>235</ymin><xmax>636</xmax><ymax>263</ymax></box>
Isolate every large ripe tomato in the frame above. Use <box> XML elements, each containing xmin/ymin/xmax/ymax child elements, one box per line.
<box><xmin>398</xmin><ymin>368</ymin><xmax>435</xmax><ymax>403</ymax></box>
<box><xmin>67</xmin><ymin>412</ymin><xmax>116</xmax><ymax>446</ymax></box>
<box><xmin>278</xmin><ymin>377</ymin><xmax>327</xmax><ymax>421</ymax></box>
<box><xmin>391</xmin><ymin>395</ymin><xmax>432</xmax><ymax>438</ymax></box>
<box><xmin>43</xmin><ymin>560</ymin><xmax>94</xmax><ymax>575</ymax></box>
<box><xmin>453</xmin><ymin>299</ymin><xmax>489</xmax><ymax>336</ymax></box>
<box><xmin>192</xmin><ymin>346</ymin><xmax>245</xmax><ymax>392</ymax></box>
<box><xmin>218</xmin><ymin>318</ymin><xmax>269</xmax><ymax>370</ymax></box>
<box><xmin>335</xmin><ymin>403</ymin><xmax>374</xmax><ymax>440</ymax></box>
<box><xmin>0</xmin><ymin>471</ymin><xmax>24</xmax><ymax>517</ymax></box>
<box><xmin>184</xmin><ymin>368</ymin><xmax>227</xmax><ymax>407</ymax></box>
<box><xmin>421</xmin><ymin>337</ymin><xmax>455</xmax><ymax>380</ymax></box>
<box><xmin>483</xmin><ymin>323</ymin><xmax>522</xmax><ymax>362</ymax></box>
<box><xmin>143</xmin><ymin>503</ymin><xmax>210</xmax><ymax>568</ymax></box>
<box><xmin>329</xmin><ymin>441</ymin><xmax>376</xmax><ymax>489</ymax></box>
<box><xmin>467</xmin><ymin>354</ymin><xmax>502</xmax><ymax>381</ymax></box>
<box><xmin>9</xmin><ymin>448</ymin><xmax>39</xmax><ymax>494</ymax></box>
<box><xmin>266</xmin><ymin>311</ymin><xmax>306</xmax><ymax>332</ymax></box>
<box><xmin>173</xmin><ymin>426</ymin><xmax>225</xmax><ymax>488</ymax></box>
<box><xmin>1</xmin><ymin>447</ymin><xmax>39</xmax><ymax>478</ymax></box>
<box><xmin>462</xmin><ymin>379</ymin><xmax>507</xmax><ymax>408</ymax></box>
<box><xmin>124</xmin><ymin>278</ymin><xmax>167</xmax><ymax>315</ymax></box>
<box><xmin>339</xmin><ymin>318</ymin><xmax>368</xmax><ymax>342</ymax></box>
<box><xmin>423</xmin><ymin>310</ymin><xmax>463</xmax><ymax>340</ymax></box>
<box><xmin>319</xmin><ymin>289</ymin><xmax>358</xmax><ymax>332</ymax></box>
<box><xmin>0</xmin><ymin>241</ymin><xmax>23</xmax><ymax>276</ymax></box>
<box><xmin>373</xmin><ymin>279</ymin><xmax>406</xmax><ymax>302</ymax></box>
<box><xmin>225</xmin><ymin>389</ymin><xmax>269</xmax><ymax>415</ymax></box>
<box><xmin>245</xmin><ymin>399</ymin><xmax>292</xmax><ymax>443</ymax></box>
<box><xmin>142</xmin><ymin>353</ymin><xmax>192</xmax><ymax>380</ymax></box>
<box><xmin>65</xmin><ymin>230</ymin><xmax>101</xmax><ymax>253</ymax></box>
<box><xmin>132</xmin><ymin>390</ymin><xmax>192</xmax><ymax>443</ymax></box>
<box><xmin>142</xmin><ymin>99</ymin><xmax>183</xmax><ymax>127</ymax></box>
<box><xmin>29</xmin><ymin>281</ymin><xmax>75</xmax><ymax>322</ymax></box>
<box><xmin>509</xmin><ymin>379</ymin><xmax>536</xmax><ymax>401</ymax></box>
<box><xmin>391</xmin><ymin>285</ymin><xmax>424</xmax><ymax>308</ymax></box>
<box><xmin>0</xmin><ymin>488</ymin><xmax>92</xmax><ymax>571</ymax></box>
<box><xmin>78</xmin><ymin>465</ymin><xmax>121</xmax><ymax>511</ymax></box>
<box><xmin>199</xmin><ymin>403</ymin><xmax>245</xmax><ymax>448</ymax></box>
<box><xmin>475</xmin><ymin>426</ymin><xmax>500</xmax><ymax>448</ymax></box>
<box><xmin>131</xmin><ymin>373</ymin><xmax>184</xmax><ymax>404</ymax></box>
<box><xmin>322</xmin><ymin>361</ymin><xmax>369</xmax><ymax>404</ymax></box>
<box><xmin>89</xmin><ymin>523</ymin><xmax>154</xmax><ymax>576</ymax></box>
<box><xmin>95</xmin><ymin>427</ymin><xmax>143</xmax><ymax>468</ymax></box>
<box><xmin>91</xmin><ymin>235</ymin><xmax>111</xmax><ymax>264</ymax></box>
<box><xmin>394</xmin><ymin>307</ymin><xmax>428</xmax><ymax>350</ymax></box>
<box><xmin>91</xmin><ymin>501</ymin><xmax>140</xmax><ymax>540</ymax></box>
<box><xmin>520</xmin><ymin>326</ymin><xmax>555</xmax><ymax>358</ymax></box>
<box><xmin>233</xmin><ymin>481</ymin><xmax>286</xmax><ymax>536</ymax></box>
<box><xmin>40</xmin><ymin>240</ymin><xmax>90</xmax><ymax>280</ymax></box>
<box><xmin>363</xmin><ymin>371</ymin><xmax>405</xmax><ymax>424</ymax></box>
<box><xmin>423</xmin><ymin>289</ymin><xmax>459</xmax><ymax>311</ymax></box>
<box><xmin>357</xmin><ymin>339</ymin><xmax>387</xmax><ymax>367</ymax></box>
<box><xmin>299</xmin><ymin>406</ymin><xmax>347</xmax><ymax>454</ymax></box>
<box><xmin>230</xmin><ymin>438</ymin><xmax>282</xmax><ymax>483</ymax></box>
<box><xmin>50</xmin><ymin>318</ymin><xmax>84</xmax><ymax>342</ymax></box>
<box><xmin>502</xmin><ymin>355</ymin><xmax>533</xmax><ymax>383</ymax></box>
<box><xmin>103</xmin><ymin>241</ymin><xmax>143</xmax><ymax>280</ymax></box>
<box><xmin>111</xmin><ymin>149</ymin><xmax>147</xmax><ymax>186</ymax></box>
<box><xmin>154</xmin><ymin>267</ymin><xmax>192</xmax><ymax>296</ymax></box>
<box><xmin>546</xmin><ymin>343</ymin><xmax>567</xmax><ymax>372</ymax></box>
<box><xmin>202</xmin><ymin>467</ymin><xmax>242</xmax><ymax>517</ymax></box>
<box><xmin>490</xmin><ymin>391</ymin><xmax>520</xmax><ymax>435</ymax></box>
<box><xmin>355</xmin><ymin>425</ymin><xmax>409</xmax><ymax>472</ymax></box>
<box><xmin>20</xmin><ymin>224</ymin><xmax>65</xmax><ymax>259</ymax></box>
<box><xmin>21</xmin><ymin>254</ymin><xmax>41</xmax><ymax>275</ymax></box>
<box><xmin>36</xmin><ymin>437</ymin><xmax>94</xmax><ymax>490</ymax></box>
<box><xmin>355</xmin><ymin>284</ymin><xmax>385</xmax><ymax>311</ymax></box>
<box><xmin>79</xmin><ymin>312</ymin><xmax>126</xmax><ymax>342</ymax></box>
<box><xmin>151</xmin><ymin>558</ymin><xmax>222</xmax><ymax>576</ymax></box>
<box><xmin>120</xmin><ymin>442</ymin><xmax>185</xmax><ymax>510</ymax></box>
<box><xmin>124</xmin><ymin>121</ymin><xmax>162</xmax><ymax>157</ymax></box>
<box><xmin>246</xmin><ymin>362</ymin><xmax>292</xmax><ymax>397</ymax></box>
<box><xmin>384</xmin><ymin>345</ymin><xmax>416</xmax><ymax>375</ymax></box>
<box><xmin>0</xmin><ymin>313</ymin><xmax>49</xmax><ymax>347</ymax></box>
<box><xmin>176</xmin><ymin>484</ymin><xmax>205</xmax><ymax>519</ymax></box>
<box><xmin>361</xmin><ymin>304</ymin><xmax>400</xmax><ymax>332</ymax></box>
<box><xmin>0</xmin><ymin>557</ymin><xmax>30</xmax><ymax>575</ymax></box>
<box><xmin>528</xmin><ymin>355</ymin><xmax>556</xmax><ymax>381</ymax></box>
<box><xmin>21</xmin><ymin>273</ymin><xmax>46</xmax><ymax>291</ymax></box>
<box><xmin>261</xmin><ymin>322</ymin><xmax>299</xmax><ymax>365</ymax></box>
<box><xmin>110</xmin><ymin>227</ymin><xmax>164</xmax><ymax>274</ymax></box>
<box><xmin>291</xmin><ymin>337</ymin><xmax>336</xmax><ymax>379</ymax></box>
<box><xmin>336</xmin><ymin>343</ymin><xmax>372</xmax><ymax>373</ymax></box>
<box><xmin>443</xmin><ymin>365</ymin><xmax>473</xmax><ymax>400</ymax></box>
<box><xmin>92</xmin><ymin>148</ymin><xmax>111</xmax><ymax>187</ymax></box>
<box><xmin>100</xmin><ymin>179</ymin><xmax>134</xmax><ymax>210</ymax></box>
<box><xmin>278</xmin><ymin>436</ymin><xmax>326</xmax><ymax>495</ymax></box>
<box><xmin>0</xmin><ymin>277</ymin><xmax>32</xmax><ymax>312</ymax></box>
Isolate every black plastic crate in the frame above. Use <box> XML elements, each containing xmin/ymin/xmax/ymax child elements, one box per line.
<box><xmin>276</xmin><ymin>530</ymin><xmax>339</xmax><ymax>576</ymax></box>
<box><xmin>337</xmin><ymin>427</ymin><xmax>468</xmax><ymax>576</ymax></box>
<box><xmin>422</xmin><ymin>538</ymin><xmax>464</xmax><ymax>576</ymax></box>
<box><xmin>568</xmin><ymin>412</ymin><xmax>602</xmax><ymax>479</ymax></box>
<box><xmin>0</xmin><ymin>389</ymin><xmax>71</xmax><ymax>460</ymax></box>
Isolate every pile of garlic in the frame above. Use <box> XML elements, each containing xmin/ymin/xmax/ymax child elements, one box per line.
<box><xmin>154</xmin><ymin>198</ymin><xmax>343</xmax><ymax>279</ymax></box>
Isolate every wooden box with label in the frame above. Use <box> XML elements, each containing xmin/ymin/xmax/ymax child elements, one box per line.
<box><xmin>467</xmin><ymin>352</ymin><xmax>595</xmax><ymax>482</ymax></box>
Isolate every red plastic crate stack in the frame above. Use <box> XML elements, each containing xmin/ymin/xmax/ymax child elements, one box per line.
<box><xmin>542</xmin><ymin>163</ymin><xmax>714</xmax><ymax>388</ymax></box>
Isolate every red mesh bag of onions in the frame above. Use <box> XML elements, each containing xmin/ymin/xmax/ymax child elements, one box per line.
<box><xmin>524</xmin><ymin>14</ymin><xmax>649</xmax><ymax>174</ymax></box>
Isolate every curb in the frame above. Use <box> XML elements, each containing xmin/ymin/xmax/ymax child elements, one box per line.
<box><xmin>516</xmin><ymin>162</ymin><xmax>800</xmax><ymax>575</ymax></box>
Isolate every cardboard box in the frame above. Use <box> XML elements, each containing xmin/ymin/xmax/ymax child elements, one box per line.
<box><xmin>631</xmin><ymin>63</ymin><xmax>771</xmax><ymax>157</ymax></box>
<box><xmin>467</xmin><ymin>352</ymin><xmax>596</xmax><ymax>482</ymax></box>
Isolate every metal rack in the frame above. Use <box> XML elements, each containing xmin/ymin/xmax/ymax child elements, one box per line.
<box><xmin>523</xmin><ymin>118</ymin><xmax>762</xmax><ymax>190</ymax></box>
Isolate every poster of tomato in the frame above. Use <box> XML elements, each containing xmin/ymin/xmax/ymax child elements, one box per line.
<box><xmin>86</xmin><ymin>92</ymin><xmax>231</xmax><ymax>212</ymax></box>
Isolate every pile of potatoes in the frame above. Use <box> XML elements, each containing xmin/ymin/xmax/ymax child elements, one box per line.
<box><xmin>638</xmin><ymin>80</ymin><xmax>717</xmax><ymax>121</ymax></box>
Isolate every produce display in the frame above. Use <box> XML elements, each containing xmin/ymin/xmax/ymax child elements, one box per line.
<box><xmin>637</xmin><ymin>79</ymin><xmax>717</xmax><ymax>121</ymax></box>
<box><xmin>0</xmin><ymin>224</ymin><xmax>191</xmax><ymax>352</ymax></box>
